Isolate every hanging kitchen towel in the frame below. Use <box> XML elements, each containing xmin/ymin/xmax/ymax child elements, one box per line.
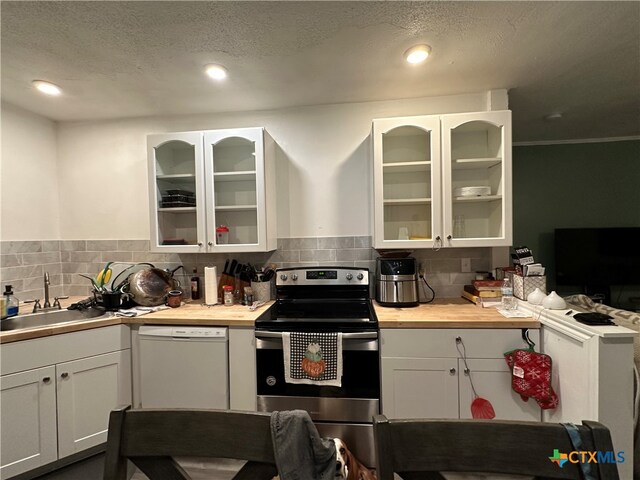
<box><xmin>283</xmin><ymin>332</ymin><xmax>343</xmax><ymax>387</ymax></box>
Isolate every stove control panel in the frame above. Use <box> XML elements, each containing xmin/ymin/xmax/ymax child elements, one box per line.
<box><xmin>276</xmin><ymin>267</ymin><xmax>369</xmax><ymax>286</ymax></box>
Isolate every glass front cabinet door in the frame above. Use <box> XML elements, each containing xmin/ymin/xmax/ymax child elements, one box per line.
<box><xmin>441</xmin><ymin>110</ymin><xmax>512</xmax><ymax>247</ymax></box>
<box><xmin>373</xmin><ymin>116</ymin><xmax>442</xmax><ymax>249</ymax></box>
<box><xmin>373</xmin><ymin>110</ymin><xmax>512</xmax><ymax>249</ymax></box>
<box><xmin>148</xmin><ymin>132</ymin><xmax>206</xmax><ymax>253</ymax></box>
<box><xmin>148</xmin><ymin>128</ymin><xmax>276</xmax><ymax>253</ymax></box>
<box><xmin>204</xmin><ymin>128</ymin><xmax>277</xmax><ymax>253</ymax></box>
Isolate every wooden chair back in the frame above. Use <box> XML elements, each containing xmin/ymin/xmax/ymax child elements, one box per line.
<box><xmin>373</xmin><ymin>415</ymin><xmax>620</xmax><ymax>480</ymax></box>
<box><xmin>103</xmin><ymin>405</ymin><xmax>277</xmax><ymax>480</ymax></box>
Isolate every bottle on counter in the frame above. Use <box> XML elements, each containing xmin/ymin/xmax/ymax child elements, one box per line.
<box><xmin>243</xmin><ymin>286</ymin><xmax>253</xmax><ymax>306</ymax></box>
<box><xmin>190</xmin><ymin>268</ymin><xmax>201</xmax><ymax>300</ymax></box>
<box><xmin>223</xmin><ymin>285</ymin><xmax>234</xmax><ymax>306</ymax></box>
<box><xmin>3</xmin><ymin>285</ymin><xmax>19</xmax><ymax>318</ymax></box>
<box><xmin>501</xmin><ymin>276</ymin><xmax>516</xmax><ymax>310</ymax></box>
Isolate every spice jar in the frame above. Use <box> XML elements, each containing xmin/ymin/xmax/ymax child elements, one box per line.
<box><xmin>243</xmin><ymin>286</ymin><xmax>254</xmax><ymax>306</ymax></box>
<box><xmin>223</xmin><ymin>285</ymin><xmax>234</xmax><ymax>306</ymax></box>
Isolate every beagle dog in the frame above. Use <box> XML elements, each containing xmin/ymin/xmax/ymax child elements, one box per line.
<box><xmin>273</xmin><ymin>438</ymin><xmax>375</xmax><ymax>479</ymax></box>
<box><xmin>334</xmin><ymin>438</ymin><xmax>376</xmax><ymax>480</ymax></box>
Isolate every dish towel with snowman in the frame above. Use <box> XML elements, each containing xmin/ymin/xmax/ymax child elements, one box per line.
<box><xmin>283</xmin><ymin>332</ymin><xmax>343</xmax><ymax>387</ymax></box>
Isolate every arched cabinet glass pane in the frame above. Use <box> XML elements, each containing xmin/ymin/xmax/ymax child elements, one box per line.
<box><xmin>153</xmin><ymin>139</ymin><xmax>199</xmax><ymax>247</ymax></box>
<box><xmin>448</xmin><ymin>120</ymin><xmax>504</xmax><ymax>240</ymax></box>
<box><xmin>211</xmin><ymin>137</ymin><xmax>259</xmax><ymax>246</ymax></box>
<box><xmin>381</xmin><ymin>126</ymin><xmax>433</xmax><ymax>242</ymax></box>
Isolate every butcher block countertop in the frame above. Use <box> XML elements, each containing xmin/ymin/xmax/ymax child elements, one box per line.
<box><xmin>0</xmin><ymin>299</ymin><xmax>273</xmax><ymax>344</ymax></box>
<box><xmin>374</xmin><ymin>298</ymin><xmax>540</xmax><ymax>329</ymax></box>
<box><xmin>1</xmin><ymin>297</ymin><xmax>538</xmax><ymax>344</ymax></box>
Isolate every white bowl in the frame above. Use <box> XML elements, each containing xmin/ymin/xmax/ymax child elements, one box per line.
<box><xmin>542</xmin><ymin>291</ymin><xmax>567</xmax><ymax>310</ymax></box>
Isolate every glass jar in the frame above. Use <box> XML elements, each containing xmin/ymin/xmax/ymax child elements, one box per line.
<box><xmin>223</xmin><ymin>285</ymin><xmax>234</xmax><ymax>306</ymax></box>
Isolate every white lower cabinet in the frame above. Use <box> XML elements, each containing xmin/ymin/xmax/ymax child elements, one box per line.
<box><xmin>0</xmin><ymin>326</ymin><xmax>131</xmax><ymax>480</ymax></box>
<box><xmin>56</xmin><ymin>350</ymin><xmax>131</xmax><ymax>458</ymax></box>
<box><xmin>0</xmin><ymin>366</ymin><xmax>57</xmax><ymax>479</ymax></box>
<box><xmin>380</xmin><ymin>329</ymin><xmax>541</xmax><ymax>421</ymax></box>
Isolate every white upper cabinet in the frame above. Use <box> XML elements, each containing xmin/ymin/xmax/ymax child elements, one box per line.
<box><xmin>148</xmin><ymin>128</ymin><xmax>276</xmax><ymax>253</ymax></box>
<box><xmin>441</xmin><ymin>110</ymin><xmax>512</xmax><ymax>247</ymax></box>
<box><xmin>373</xmin><ymin>110</ymin><xmax>512</xmax><ymax>249</ymax></box>
<box><xmin>148</xmin><ymin>132</ymin><xmax>206</xmax><ymax>253</ymax></box>
<box><xmin>373</xmin><ymin>116</ymin><xmax>442</xmax><ymax>249</ymax></box>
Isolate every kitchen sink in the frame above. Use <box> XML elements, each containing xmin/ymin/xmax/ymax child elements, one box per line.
<box><xmin>0</xmin><ymin>307</ymin><xmax>113</xmax><ymax>332</ymax></box>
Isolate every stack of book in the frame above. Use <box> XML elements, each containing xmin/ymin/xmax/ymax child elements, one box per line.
<box><xmin>461</xmin><ymin>279</ymin><xmax>504</xmax><ymax>307</ymax></box>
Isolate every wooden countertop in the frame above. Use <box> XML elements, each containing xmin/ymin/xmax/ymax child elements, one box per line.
<box><xmin>374</xmin><ymin>298</ymin><xmax>540</xmax><ymax>328</ymax></box>
<box><xmin>1</xmin><ymin>297</ymin><xmax>538</xmax><ymax>344</ymax></box>
<box><xmin>0</xmin><ymin>299</ymin><xmax>273</xmax><ymax>344</ymax></box>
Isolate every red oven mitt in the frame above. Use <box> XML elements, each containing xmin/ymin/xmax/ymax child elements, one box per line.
<box><xmin>504</xmin><ymin>348</ymin><xmax>559</xmax><ymax>410</ymax></box>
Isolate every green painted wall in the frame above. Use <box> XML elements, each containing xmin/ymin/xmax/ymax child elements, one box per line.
<box><xmin>512</xmin><ymin>139</ymin><xmax>640</xmax><ymax>306</ymax></box>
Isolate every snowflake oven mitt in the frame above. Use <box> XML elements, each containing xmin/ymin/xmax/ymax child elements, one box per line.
<box><xmin>504</xmin><ymin>348</ymin><xmax>559</xmax><ymax>409</ymax></box>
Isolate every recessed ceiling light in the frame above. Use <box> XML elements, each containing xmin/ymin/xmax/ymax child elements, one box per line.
<box><xmin>404</xmin><ymin>44</ymin><xmax>432</xmax><ymax>64</ymax></box>
<box><xmin>32</xmin><ymin>80</ymin><xmax>62</xmax><ymax>96</ymax></box>
<box><xmin>205</xmin><ymin>64</ymin><xmax>228</xmax><ymax>81</ymax></box>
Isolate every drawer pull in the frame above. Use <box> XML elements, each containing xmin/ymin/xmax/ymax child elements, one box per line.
<box><xmin>42</xmin><ymin>377</ymin><xmax>51</xmax><ymax>383</ymax></box>
<box><xmin>449</xmin><ymin>367</ymin><xmax>456</xmax><ymax>375</ymax></box>
<box><xmin>455</xmin><ymin>336</ymin><xmax>462</xmax><ymax>344</ymax></box>
<box><xmin>61</xmin><ymin>372</ymin><xmax>69</xmax><ymax>379</ymax></box>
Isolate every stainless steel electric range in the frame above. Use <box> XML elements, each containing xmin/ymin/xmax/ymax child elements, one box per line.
<box><xmin>254</xmin><ymin>266</ymin><xmax>379</xmax><ymax>466</ymax></box>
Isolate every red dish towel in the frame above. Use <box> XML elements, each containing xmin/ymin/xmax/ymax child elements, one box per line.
<box><xmin>504</xmin><ymin>349</ymin><xmax>559</xmax><ymax>409</ymax></box>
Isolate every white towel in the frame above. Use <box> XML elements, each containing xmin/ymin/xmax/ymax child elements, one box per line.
<box><xmin>283</xmin><ymin>332</ymin><xmax>343</xmax><ymax>387</ymax></box>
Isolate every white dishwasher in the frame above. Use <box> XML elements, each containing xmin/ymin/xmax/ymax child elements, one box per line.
<box><xmin>138</xmin><ymin>325</ymin><xmax>228</xmax><ymax>409</ymax></box>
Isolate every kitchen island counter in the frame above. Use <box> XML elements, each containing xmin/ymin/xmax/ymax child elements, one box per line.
<box><xmin>374</xmin><ymin>298</ymin><xmax>540</xmax><ymax>328</ymax></box>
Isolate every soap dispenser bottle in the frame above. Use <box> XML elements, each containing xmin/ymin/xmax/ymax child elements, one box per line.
<box><xmin>3</xmin><ymin>285</ymin><xmax>19</xmax><ymax>318</ymax></box>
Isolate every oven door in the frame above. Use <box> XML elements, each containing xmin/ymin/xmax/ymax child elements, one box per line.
<box><xmin>255</xmin><ymin>331</ymin><xmax>380</xmax><ymax>423</ymax></box>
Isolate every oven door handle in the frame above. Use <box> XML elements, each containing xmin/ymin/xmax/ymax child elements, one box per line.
<box><xmin>254</xmin><ymin>331</ymin><xmax>378</xmax><ymax>340</ymax></box>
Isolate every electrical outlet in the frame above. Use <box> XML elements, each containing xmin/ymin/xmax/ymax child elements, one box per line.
<box><xmin>461</xmin><ymin>258</ymin><xmax>471</xmax><ymax>273</ymax></box>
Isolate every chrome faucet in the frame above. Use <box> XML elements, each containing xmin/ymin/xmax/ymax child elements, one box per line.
<box><xmin>44</xmin><ymin>272</ymin><xmax>51</xmax><ymax>308</ymax></box>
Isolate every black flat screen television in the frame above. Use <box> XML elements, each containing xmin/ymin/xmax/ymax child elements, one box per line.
<box><xmin>555</xmin><ymin>227</ymin><xmax>640</xmax><ymax>304</ymax></box>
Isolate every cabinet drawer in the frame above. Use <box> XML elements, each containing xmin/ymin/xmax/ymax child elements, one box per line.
<box><xmin>381</xmin><ymin>328</ymin><xmax>539</xmax><ymax>359</ymax></box>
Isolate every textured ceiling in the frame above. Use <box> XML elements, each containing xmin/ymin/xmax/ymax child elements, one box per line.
<box><xmin>1</xmin><ymin>1</ymin><xmax>639</xmax><ymax>142</ymax></box>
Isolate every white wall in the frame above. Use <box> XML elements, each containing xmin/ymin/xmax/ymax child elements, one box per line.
<box><xmin>1</xmin><ymin>102</ymin><xmax>60</xmax><ymax>240</ymax></box>
<box><xmin>17</xmin><ymin>91</ymin><xmax>498</xmax><ymax>240</ymax></box>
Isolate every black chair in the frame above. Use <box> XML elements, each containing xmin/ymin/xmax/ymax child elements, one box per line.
<box><xmin>103</xmin><ymin>405</ymin><xmax>277</xmax><ymax>480</ymax></box>
<box><xmin>373</xmin><ymin>414</ymin><xmax>620</xmax><ymax>480</ymax></box>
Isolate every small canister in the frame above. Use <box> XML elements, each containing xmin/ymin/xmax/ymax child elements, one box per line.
<box><xmin>223</xmin><ymin>285</ymin><xmax>234</xmax><ymax>306</ymax></box>
<box><xmin>216</xmin><ymin>225</ymin><xmax>229</xmax><ymax>244</ymax></box>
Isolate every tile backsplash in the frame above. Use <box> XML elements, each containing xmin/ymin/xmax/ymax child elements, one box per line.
<box><xmin>0</xmin><ymin>238</ymin><xmax>492</xmax><ymax>302</ymax></box>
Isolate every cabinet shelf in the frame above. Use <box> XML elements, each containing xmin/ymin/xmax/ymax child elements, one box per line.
<box><xmin>213</xmin><ymin>171</ymin><xmax>257</xmax><ymax>182</ymax></box>
<box><xmin>156</xmin><ymin>173</ymin><xmax>196</xmax><ymax>180</ymax></box>
<box><xmin>453</xmin><ymin>194</ymin><xmax>502</xmax><ymax>203</ymax></box>
<box><xmin>215</xmin><ymin>205</ymin><xmax>258</xmax><ymax>211</ymax></box>
<box><xmin>383</xmin><ymin>198</ymin><xmax>432</xmax><ymax>206</ymax></box>
<box><xmin>158</xmin><ymin>207</ymin><xmax>197</xmax><ymax>213</ymax></box>
<box><xmin>383</xmin><ymin>161</ymin><xmax>432</xmax><ymax>174</ymax></box>
<box><xmin>453</xmin><ymin>157</ymin><xmax>501</xmax><ymax>170</ymax></box>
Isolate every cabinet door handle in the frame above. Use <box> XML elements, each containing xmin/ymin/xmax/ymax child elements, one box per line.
<box><xmin>42</xmin><ymin>377</ymin><xmax>51</xmax><ymax>383</ymax></box>
<box><xmin>464</xmin><ymin>368</ymin><xmax>470</xmax><ymax>376</ymax></box>
<box><xmin>449</xmin><ymin>367</ymin><xmax>456</xmax><ymax>375</ymax></box>
<box><xmin>447</xmin><ymin>234</ymin><xmax>452</xmax><ymax>241</ymax></box>
<box><xmin>208</xmin><ymin>241</ymin><xmax>213</xmax><ymax>246</ymax></box>
<box><xmin>455</xmin><ymin>336</ymin><xmax>462</xmax><ymax>344</ymax></box>
<box><xmin>60</xmin><ymin>372</ymin><xmax>69</xmax><ymax>379</ymax></box>
<box><xmin>197</xmin><ymin>242</ymin><xmax>203</xmax><ymax>247</ymax></box>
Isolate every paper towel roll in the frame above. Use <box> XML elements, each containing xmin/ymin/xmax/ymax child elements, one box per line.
<box><xmin>204</xmin><ymin>266</ymin><xmax>218</xmax><ymax>305</ymax></box>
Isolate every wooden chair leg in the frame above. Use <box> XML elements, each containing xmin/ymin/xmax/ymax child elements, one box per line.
<box><xmin>103</xmin><ymin>405</ymin><xmax>131</xmax><ymax>480</ymax></box>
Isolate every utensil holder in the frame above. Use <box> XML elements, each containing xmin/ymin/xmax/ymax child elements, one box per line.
<box><xmin>251</xmin><ymin>281</ymin><xmax>271</xmax><ymax>303</ymax></box>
